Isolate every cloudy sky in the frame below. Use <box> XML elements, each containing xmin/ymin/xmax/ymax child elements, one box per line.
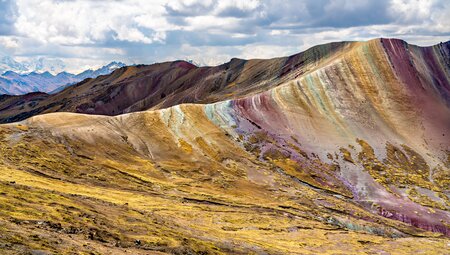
<box><xmin>0</xmin><ymin>0</ymin><xmax>449</xmax><ymax>73</ymax></box>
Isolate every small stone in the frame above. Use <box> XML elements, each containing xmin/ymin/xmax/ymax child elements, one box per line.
<box><xmin>30</xmin><ymin>250</ymin><xmax>50</xmax><ymax>255</ymax></box>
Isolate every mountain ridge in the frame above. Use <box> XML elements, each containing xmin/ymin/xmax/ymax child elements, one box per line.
<box><xmin>0</xmin><ymin>61</ymin><xmax>126</xmax><ymax>95</ymax></box>
<box><xmin>0</xmin><ymin>56</ymin><xmax>66</xmax><ymax>76</ymax></box>
<box><xmin>0</xmin><ymin>38</ymin><xmax>449</xmax><ymax>124</ymax></box>
<box><xmin>0</xmin><ymin>40</ymin><xmax>356</xmax><ymax>123</ymax></box>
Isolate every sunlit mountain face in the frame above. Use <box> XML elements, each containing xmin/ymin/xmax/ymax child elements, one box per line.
<box><xmin>0</xmin><ymin>0</ymin><xmax>449</xmax><ymax>254</ymax></box>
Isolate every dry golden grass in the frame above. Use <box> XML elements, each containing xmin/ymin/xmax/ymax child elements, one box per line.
<box><xmin>0</xmin><ymin>107</ymin><xmax>448</xmax><ymax>254</ymax></box>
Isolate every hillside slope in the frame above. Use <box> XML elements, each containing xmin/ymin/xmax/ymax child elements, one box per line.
<box><xmin>0</xmin><ymin>41</ymin><xmax>352</xmax><ymax>123</ymax></box>
<box><xmin>1</xmin><ymin>39</ymin><xmax>448</xmax><ymax>126</ymax></box>
<box><xmin>0</xmin><ymin>38</ymin><xmax>449</xmax><ymax>254</ymax></box>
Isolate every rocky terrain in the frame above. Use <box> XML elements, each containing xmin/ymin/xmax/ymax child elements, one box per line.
<box><xmin>0</xmin><ymin>38</ymin><xmax>449</xmax><ymax>254</ymax></box>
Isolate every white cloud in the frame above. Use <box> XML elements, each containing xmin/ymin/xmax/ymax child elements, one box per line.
<box><xmin>238</xmin><ymin>44</ymin><xmax>300</xmax><ymax>59</ymax></box>
<box><xmin>184</xmin><ymin>16</ymin><xmax>241</xmax><ymax>31</ymax></box>
<box><xmin>164</xmin><ymin>44</ymin><xmax>233</xmax><ymax>66</ymax></box>
<box><xmin>0</xmin><ymin>0</ymin><xmax>446</xmax><ymax>73</ymax></box>
<box><xmin>0</xmin><ymin>36</ymin><xmax>19</xmax><ymax>49</ymax></box>
<box><xmin>215</xmin><ymin>0</ymin><xmax>261</xmax><ymax>15</ymax></box>
<box><xmin>14</xmin><ymin>0</ymin><xmax>170</xmax><ymax>45</ymax></box>
<box><xmin>390</xmin><ymin>0</ymin><xmax>434</xmax><ymax>23</ymax></box>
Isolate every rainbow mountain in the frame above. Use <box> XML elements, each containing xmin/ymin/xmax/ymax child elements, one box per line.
<box><xmin>0</xmin><ymin>38</ymin><xmax>449</xmax><ymax>254</ymax></box>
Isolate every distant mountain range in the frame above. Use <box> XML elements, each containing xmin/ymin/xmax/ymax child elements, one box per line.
<box><xmin>0</xmin><ymin>56</ymin><xmax>67</xmax><ymax>75</ymax></box>
<box><xmin>0</xmin><ymin>61</ymin><xmax>126</xmax><ymax>95</ymax></box>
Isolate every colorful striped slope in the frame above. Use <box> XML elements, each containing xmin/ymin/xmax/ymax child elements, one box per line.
<box><xmin>0</xmin><ymin>38</ymin><xmax>449</xmax><ymax>254</ymax></box>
